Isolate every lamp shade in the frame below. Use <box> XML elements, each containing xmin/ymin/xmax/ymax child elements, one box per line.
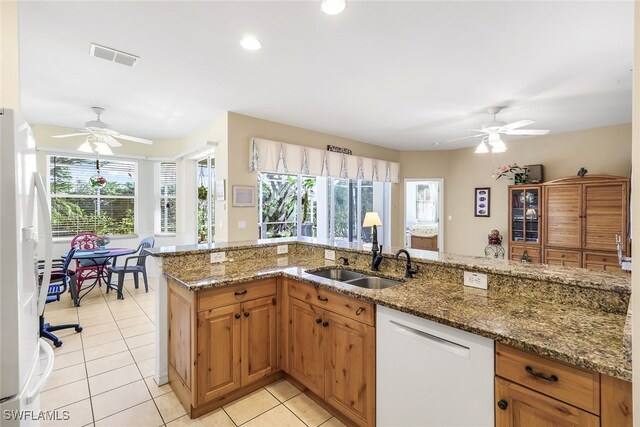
<box><xmin>363</xmin><ymin>211</ymin><xmax>382</xmax><ymax>227</ymax></box>
<box><xmin>526</xmin><ymin>208</ymin><xmax>537</xmax><ymax>216</ymax></box>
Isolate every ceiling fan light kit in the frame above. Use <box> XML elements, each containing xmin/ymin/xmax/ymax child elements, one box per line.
<box><xmin>448</xmin><ymin>107</ymin><xmax>550</xmax><ymax>153</ymax></box>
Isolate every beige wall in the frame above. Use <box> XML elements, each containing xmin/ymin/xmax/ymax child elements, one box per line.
<box><xmin>226</xmin><ymin>112</ymin><xmax>403</xmax><ymax>245</ymax></box>
<box><xmin>1</xmin><ymin>0</ymin><xmax>20</xmax><ymax>110</ymax></box>
<box><xmin>400</xmin><ymin>124</ymin><xmax>632</xmax><ymax>257</ymax></box>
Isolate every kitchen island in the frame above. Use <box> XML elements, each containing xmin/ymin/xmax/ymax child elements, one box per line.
<box><xmin>148</xmin><ymin>237</ymin><xmax>632</xmax><ymax>426</ymax></box>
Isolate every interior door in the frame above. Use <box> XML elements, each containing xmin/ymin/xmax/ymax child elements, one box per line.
<box><xmin>241</xmin><ymin>295</ymin><xmax>277</xmax><ymax>385</ymax></box>
<box><xmin>583</xmin><ymin>183</ymin><xmax>628</xmax><ymax>252</ymax></box>
<box><xmin>544</xmin><ymin>185</ymin><xmax>582</xmax><ymax>249</ymax></box>
<box><xmin>288</xmin><ymin>298</ymin><xmax>324</xmax><ymax>397</ymax></box>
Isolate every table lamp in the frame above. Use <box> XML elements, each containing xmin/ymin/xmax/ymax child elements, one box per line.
<box><xmin>525</xmin><ymin>208</ymin><xmax>537</xmax><ymax>219</ymax></box>
<box><xmin>363</xmin><ymin>212</ymin><xmax>383</xmax><ymax>252</ymax></box>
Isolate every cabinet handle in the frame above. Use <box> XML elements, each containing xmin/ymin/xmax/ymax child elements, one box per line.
<box><xmin>316</xmin><ymin>318</ymin><xmax>322</xmax><ymax>324</ymax></box>
<box><xmin>497</xmin><ymin>400</ymin><xmax>508</xmax><ymax>411</ymax></box>
<box><xmin>525</xmin><ymin>365</ymin><xmax>558</xmax><ymax>382</ymax></box>
<box><xmin>235</xmin><ymin>314</ymin><xmax>241</xmax><ymax>320</ymax></box>
<box><xmin>235</xmin><ymin>290</ymin><xmax>248</xmax><ymax>296</ymax></box>
<box><xmin>322</xmin><ymin>321</ymin><xmax>329</xmax><ymax>327</ymax></box>
<box><xmin>244</xmin><ymin>312</ymin><xmax>250</xmax><ymax>317</ymax></box>
<box><xmin>355</xmin><ymin>307</ymin><xmax>365</xmax><ymax>316</ymax></box>
<box><xmin>317</xmin><ymin>295</ymin><xmax>328</xmax><ymax>302</ymax></box>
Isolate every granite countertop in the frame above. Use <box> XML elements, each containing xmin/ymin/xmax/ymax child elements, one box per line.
<box><xmin>148</xmin><ymin>237</ymin><xmax>631</xmax><ymax>293</ymax></box>
<box><xmin>165</xmin><ymin>255</ymin><xmax>631</xmax><ymax>382</ymax></box>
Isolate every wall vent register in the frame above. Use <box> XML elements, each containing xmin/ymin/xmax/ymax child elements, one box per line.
<box><xmin>90</xmin><ymin>43</ymin><xmax>139</xmax><ymax>67</ymax></box>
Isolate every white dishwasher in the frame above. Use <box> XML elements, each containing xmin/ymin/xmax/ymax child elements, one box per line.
<box><xmin>377</xmin><ymin>306</ymin><xmax>494</xmax><ymax>427</ymax></box>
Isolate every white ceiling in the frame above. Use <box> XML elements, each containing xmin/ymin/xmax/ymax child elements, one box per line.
<box><xmin>18</xmin><ymin>0</ymin><xmax>634</xmax><ymax>150</ymax></box>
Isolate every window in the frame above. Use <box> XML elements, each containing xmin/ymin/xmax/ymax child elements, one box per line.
<box><xmin>159</xmin><ymin>162</ymin><xmax>176</xmax><ymax>233</ymax></box>
<box><xmin>48</xmin><ymin>155</ymin><xmax>136</xmax><ymax>237</ymax></box>
<box><xmin>258</xmin><ymin>173</ymin><xmax>318</xmax><ymax>238</ymax></box>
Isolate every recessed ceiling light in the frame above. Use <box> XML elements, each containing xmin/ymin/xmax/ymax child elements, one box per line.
<box><xmin>240</xmin><ymin>36</ymin><xmax>262</xmax><ymax>51</ymax></box>
<box><xmin>321</xmin><ymin>0</ymin><xmax>346</xmax><ymax>15</ymax></box>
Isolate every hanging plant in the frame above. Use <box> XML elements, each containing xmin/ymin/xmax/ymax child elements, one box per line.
<box><xmin>198</xmin><ymin>185</ymin><xmax>208</xmax><ymax>200</ymax></box>
<box><xmin>89</xmin><ymin>160</ymin><xmax>107</xmax><ymax>189</ymax></box>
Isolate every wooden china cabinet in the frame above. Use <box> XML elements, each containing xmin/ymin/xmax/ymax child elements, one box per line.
<box><xmin>508</xmin><ymin>185</ymin><xmax>542</xmax><ymax>263</ymax></box>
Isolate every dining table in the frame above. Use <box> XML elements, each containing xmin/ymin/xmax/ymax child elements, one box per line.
<box><xmin>61</xmin><ymin>247</ymin><xmax>137</xmax><ymax>306</ymax></box>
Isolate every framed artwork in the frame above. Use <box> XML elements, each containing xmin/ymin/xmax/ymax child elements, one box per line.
<box><xmin>215</xmin><ymin>179</ymin><xmax>226</xmax><ymax>201</ymax></box>
<box><xmin>474</xmin><ymin>187</ymin><xmax>490</xmax><ymax>217</ymax></box>
<box><xmin>232</xmin><ymin>185</ymin><xmax>255</xmax><ymax>207</ymax></box>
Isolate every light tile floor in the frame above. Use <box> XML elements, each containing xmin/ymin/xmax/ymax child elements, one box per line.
<box><xmin>40</xmin><ymin>279</ymin><xmax>345</xmax><ymax>427</ymax></box>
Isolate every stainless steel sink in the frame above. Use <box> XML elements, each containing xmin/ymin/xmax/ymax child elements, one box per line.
<box><xmin>307</xmin><ymin>268</ymin><xmax>403</xmax><ymax>289</ymax></box>
<box><xmin>346</xmin><ymin>276</ymin><xmax>403</xmax><ymax>289</ymax></box>
<box><xmin>308</xmin><ymin>268</ymin><xmax>367</xmax><ymax>281</ymax></box>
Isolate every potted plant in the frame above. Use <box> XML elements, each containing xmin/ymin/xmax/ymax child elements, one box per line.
<box><xmin>96</xmin><ymin>235</ymin><xmax>110</xmax><ymax>248</ymax></box>
<box><xmin>495</xmin><ymin>164</ymin><xmax>529</xmax><ymax>184</ymax></box>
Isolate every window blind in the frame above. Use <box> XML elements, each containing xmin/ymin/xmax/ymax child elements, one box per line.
<box><xmin>49</xmin><ymin>155</ymin><xmax>136</xmax><ymax>237</ymax></box>
<box><xmin>159</xmin><ymin>162</ymin><xmax>177</xmax><ymax>233</ymax></box>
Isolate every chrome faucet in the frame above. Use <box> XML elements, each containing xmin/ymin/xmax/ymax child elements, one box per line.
<box><xmin>371</xmin><ymin>245</ymin><xmax>384</xmax><ymax>271</ymax></box>
<box><xmin>395</xmin><ymin>249</ymin><xmax>418</xmax><ymax>278</ymax></box>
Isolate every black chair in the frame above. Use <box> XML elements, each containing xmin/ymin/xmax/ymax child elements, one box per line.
<box><xmin>39</xmin><ymin>248</ymin><xmax>83</xmax><ymax>348</ymax></box>
<box><xmin>107</xmin><ymin>236</ymin><xmax>155</xmax><ymax>300</ymax></box>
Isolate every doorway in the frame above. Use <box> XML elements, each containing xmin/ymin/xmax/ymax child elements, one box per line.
<box><xmin>404</xmin><ymin>179</ymin><xmax>444</xmax><ymax>252</ymax></box>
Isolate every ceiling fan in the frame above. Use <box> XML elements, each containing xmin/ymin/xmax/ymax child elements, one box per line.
<box><xmin>446</xmin><ymin>107</ymin><xmax>550</xmax><ymax>153</ymax></box>
<box><xmin>53</xmin><ymin>106</ymin><xmax>152</xmax><ymax>155</ymax></box>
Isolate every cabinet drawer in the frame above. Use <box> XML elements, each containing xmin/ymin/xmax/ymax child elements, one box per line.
<box><xmin>496</xmin><ymin>343</ymin><xmax>600</xmax><ymax>414</ymax></box>
<box><xmin>198</xmin><ymin>278</ymin><xmax>276</xmax><ymax>312</ymax></box>
<box><xmin>544</xmin><ymin>249</ymin><xmax>581</xmax><ymax>267</ymax></box>
<box><xmin>288</xmin><ymin>281</ymin><xmax>374</xmax><ymax>326</ymax></box>
<box><xmin>509</xmin><ymin>245</ymin><xmax>541</xmax><ymax>263</ymax></box>
<box><xmin>583</xmin><ymin>251</ymin><xmax>622</xmax><ymax>273</ymax></box>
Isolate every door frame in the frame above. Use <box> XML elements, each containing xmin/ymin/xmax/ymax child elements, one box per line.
<box><xmin>404</xmin><ymin>178</ymin><xmax>445</xmax><ymax>252</ymax></box>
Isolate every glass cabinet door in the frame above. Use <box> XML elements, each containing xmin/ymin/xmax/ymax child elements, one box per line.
<box><xmin>511</xmin><ymin>188</ymin><xmax>540</xmax><ymax>243</ymax></box>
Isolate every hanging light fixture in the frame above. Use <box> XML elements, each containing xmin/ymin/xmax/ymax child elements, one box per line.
<box><xmin>489</xmin><ymin>133</ymin><xmax>507</xmax><ymax>153</ymax></box>
<box><xmin>475</xmin><ymin>137</ymin><xmax>489</xmax><ymax>154</ymax></box>
<box><xmin>94</xmin><ymin>142</ymin><xmax>113</xmax><ymax>156</ymax></box>
<box><xmin>78</xmin><ymin>141</ymin><xmax>93</xmax><ymax>153</ymax></box>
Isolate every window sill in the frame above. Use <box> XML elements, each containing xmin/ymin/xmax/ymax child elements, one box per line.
<box><xmin>154</xmin><ymin>233</ymin><xmax>177</xmax><ymax>237</ymax></box>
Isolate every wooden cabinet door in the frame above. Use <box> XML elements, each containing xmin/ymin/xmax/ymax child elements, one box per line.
<box><xmin>197</xmin><ymin>304</ymin><xmax>242</xmax><ymax>404</ymax></box>
<box><xmin>495</xmin><ymin>377</ymin><xmax>599</xmax><ymax>427</ymax></box>
<box><xmin>241</xmin><ymin>295</ymin><xmax>277</xmax><ymax>386</ymax></box>
<box><xmin>544</xmin><ymin>184</ymin><xmax>582</xmax><ymax>249</ymax></box>
<box><xmin>323</xmin><ymin>311</ymin><xmax>375</xmax><ymax>427</ymax></box>
<box><xmin>509</xmin><ymin>245</ymin><xmax>541</xmax><ymax>263</ymax></box>
<box><xmin>289</xmin><ymin>297</ymin><xmax>325</xmax><ymax>396</ymax></box>
<box><xmin>583</xmin><ymin>251</ymin><xmax>623</xmax><ymax>273</ymax></box>
<box><xmin>583</xmin><ymin>182</ymin><xmax>628</xmax><ymax>253</ymax></box>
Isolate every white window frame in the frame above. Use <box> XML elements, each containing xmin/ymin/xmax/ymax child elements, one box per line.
<box><xmin>46</xmin><ymin>153</ymin><xmax>139</xmax><ymax>239</ymax></box>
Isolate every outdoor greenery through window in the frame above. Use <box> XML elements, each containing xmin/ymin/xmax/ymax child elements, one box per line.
<box><xmin>49</xmin><ymin>155</ymin><xmax>136</xmax><ymax>237</ymax></box>
<box><xmin>159</xmin><ymin>162</ymin><xmax>176</xmax><ymax>233</ymax></box>
<box><xmin>259</xmin><ymin>173</ymin><xmax>317</xmax><ymax>238</ymax></box>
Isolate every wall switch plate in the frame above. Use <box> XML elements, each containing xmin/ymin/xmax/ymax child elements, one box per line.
<box><xmin>325</xmin><ymin>249</ymin><xmax>336</xmax><ymax>261</ymax></box>
<box><xmin>210</xmin><ymin>252</ymin><xmax>226</xmax><ymax>263</ymax></box>
<box><xmin>463</xmin><ymin>271</ymin><xmax>487</xmax><ymax>290</ymax></box>
<box><xmin>277</xmin><ymin>245</ymin><xmax>289</xmax><ymax>255</ymax></box>
<box><xmin>238</xmin><ymin>221</ymin><xmax>246</xmax><ymax>230</ymax></box>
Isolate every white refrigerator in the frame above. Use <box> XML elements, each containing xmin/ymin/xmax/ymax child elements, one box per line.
<box><xmin>0</xmin><ymin>109</ymin><xmax>55</xmax><ymax>426</ymax></box>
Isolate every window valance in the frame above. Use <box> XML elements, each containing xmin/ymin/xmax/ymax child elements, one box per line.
<box><xmin>249</xmin><ymin>138</ymin><xmax>400</xmax><ymax>183</ymax></box>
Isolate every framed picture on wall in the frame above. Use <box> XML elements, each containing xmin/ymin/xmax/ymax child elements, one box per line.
<box><xmin>474</xmin><ymin>187</ymin><xmax>490</xmax><ymax>217</ymax></box>
<box><xmin>232</xmin><ymin>185</ymin><xmax>255</xmax><ymax>207</ymax></box>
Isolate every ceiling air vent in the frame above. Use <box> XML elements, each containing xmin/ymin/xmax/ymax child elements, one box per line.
<box><xmin>89</xmin><ymin>43</ymin><xmax>139</xmax><ymax>67</ymax></box>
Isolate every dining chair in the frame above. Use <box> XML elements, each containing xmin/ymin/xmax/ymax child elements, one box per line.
<box><xmin>107</xmin><ymin>236</ymin><xmax>155</xmax><ymax>299</ymax></box>
<box><xmin>70</xmin><ymin>232</ymin><xmax>109</xmax><ymax>290</ymax></box>
<box><xmin>39</xmin><ymin>248</ymin><xmax>83</xmax><ymax>347</ymax></box>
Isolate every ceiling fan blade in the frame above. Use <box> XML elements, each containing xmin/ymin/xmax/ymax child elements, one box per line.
<box><xmin>443</xmin><ymin>134</ymin><xmax>486</xmax><ymax>143</ymax></box>
<box><xmin>462</xmin><ymin>129</ymin><xmax>488</xmax><ymax>133</ymax></box>
<box><xmin>52</xmin><ymin>132</ymin><xmax>90</xmax><ymax>138</ymax></box>
<box><xmin>101</xmin><ymin>135</ymin><xmax>123</xmax><ymax>147</ymax></box>
<box><xmin>502</xmin><ymin>120</ymin><xmax>535</xmax><ymax>130</ymax></box>
<box><xmin>505</xmin><ymin>129</ymin><xmax>550</xmax><ymax>136</ymax></box>
<box><xmin>113</xmin><ymin>133</ymin><xmax>153</xmax><ymax>145</ymax></box>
